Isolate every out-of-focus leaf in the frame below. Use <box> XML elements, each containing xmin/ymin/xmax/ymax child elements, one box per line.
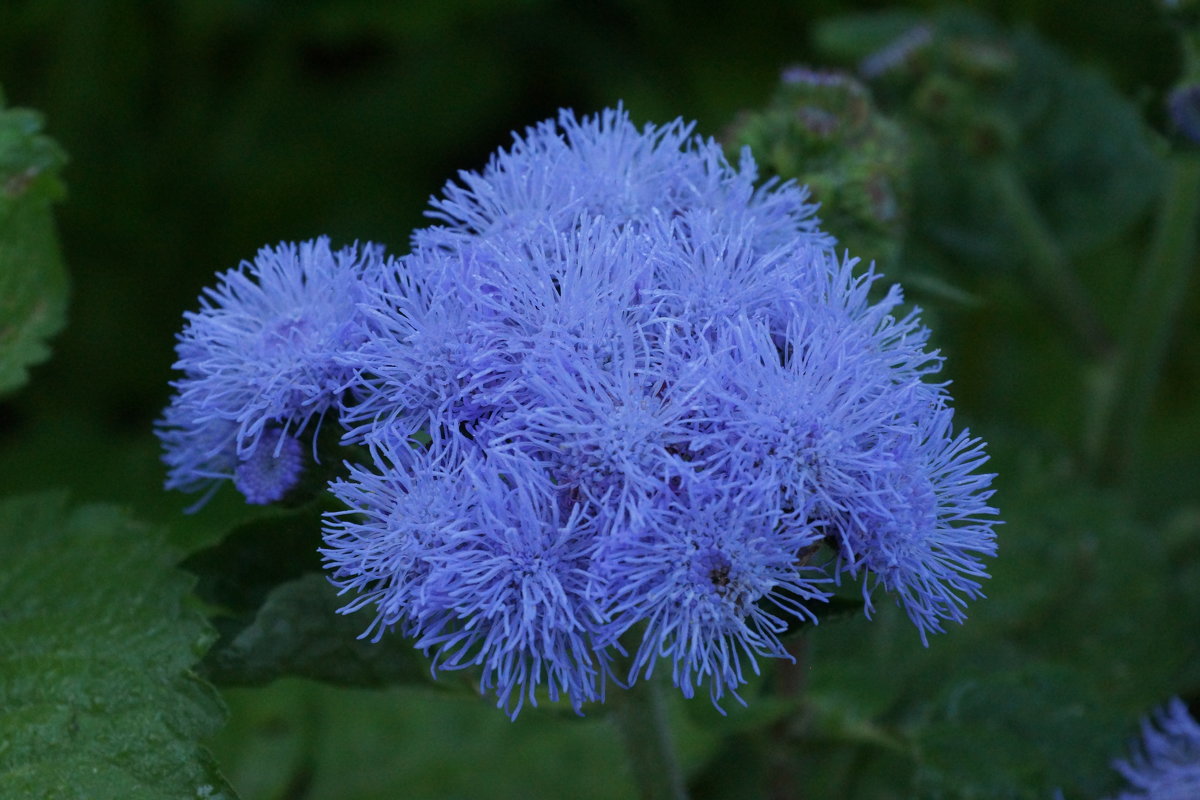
<box><xmin>203</xmin><ymin>573</ymin><xmax>434</xmax><ymax>689</ymax></box>
<box><xmin>982</xmin><ymin>452</ymin><xmax>1197</xmax><ymax>706</ymax></box>
<box><xmin>211</xmin><ymin>680</ymin><xmax>639</xmax><ymax>800</ymax></box>
<box><xmin>183</xmin><ymin>506</ymin><xmax>325</xmax><ymax>616</ymax></box>
<box><xmin>912</xmin><ymin>665</ymin><xmax>1125</xmax><ymax>799</ymax></box>
<box><xmin>0</xmin><ymin>492</ymin><xmax>235</xmax><ymax>800</ymax></box>
<box><xmin>997</xmin><ymin>30</ymin><xmax>1164</xmax><ymax>255</ymax></box>
<box><xmin>816</xmin><ymin>10</ymin><xmax>1165</xmax><ymax>270</ymax></box>
<box><xmin>812</xmin><ymin>11</ymin><xmax>926</xmax><ymax>65</ymax></box>
<box><xmin>773</xmin><ymin>590</ymin><xmax>867</xmax><ymax>642</ymax></box>
<box><xmin>0</xmin><ymin>89</ymin><xmax>68</xmax><ymax>396</ymax></box>
<box><xmin>907</xmin><ymin>22</ymin><xmax>1164</xmax><ymax>265</ymax></box>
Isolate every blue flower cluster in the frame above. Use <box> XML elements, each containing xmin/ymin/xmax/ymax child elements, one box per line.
<box><xmin>159</xmin><ymin>237</ymin><xmax>385</xmax><ymax>508</ymax></box>
<box><xmin>160</xmin><ymin>107</ymin><xmax>998</xmax><ymax>715</ymax></box>
<box><xmin>1108</xmin><ymin>698</ymin><xmax>1200</xmax><ymax>800</ymax></box>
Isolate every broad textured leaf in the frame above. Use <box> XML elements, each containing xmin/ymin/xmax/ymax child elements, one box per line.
<box><xmin>0</xmin><ymin>493</ymin><xmax>236</xmax><ymax>800</ymax></box>
<box><xmin>980</xmin><ymin>451</ymin><xmax>1197</xmax><ymax>709</ymax></box>
<box><xmin>203</xmin><ymin>573</ymin><xmax>434</xmax><ymax>689</ymax></box>
<box><xmin>0</xmin><ymin>90</ymin><xmax>68</xmax><ymax>396</ymax></box>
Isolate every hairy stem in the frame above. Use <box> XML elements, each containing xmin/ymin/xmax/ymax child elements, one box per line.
<box><xmin>609</xmin><ymin>670</ymin><xmax>690</xmax><ymax>800</ymax></box>
<box><xmin>768</xmin><ymin>636</ymin><xmax>810</xmax><ymax>800</ymax></box>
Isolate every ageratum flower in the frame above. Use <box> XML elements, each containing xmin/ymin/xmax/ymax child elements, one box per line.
<box><xmin>158</xmin><ymin>237</ymin><xmax>387</xmax><ymax>505</ymax></box>
<box><xmin>324</xmin><ymin>438</ymin><xmax>609</xmax><ymax>717</ymax></box>
<box><xmin>421</xmin><ymin>105</ymin><xmax>827</xmax><ymax>252</ymax></box>
<box><xmin>1108</xmin><ymin>698</ymin><xmax>1200</xmax><ymax>800</ymax></box>
<box><xmin>317</xmin><ymin>106</ymin><xmax>998</xmax><ymax>715</ymax></box>
<box><xmin>597</xmin><ymin>471</ymin><xmax>828</xmax><ymax>706</ymax></box>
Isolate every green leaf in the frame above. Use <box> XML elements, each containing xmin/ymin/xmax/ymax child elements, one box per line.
<box><xmin>0</xmin><ymin>492</ymin><xmax>236</xmax><ymax>800</ymax></box>
<box><xmin>912</xmin><ymin>24</ymin><xmax>1163</xmax><ymax>266</ymax></box>
<box><xmin>979</xmin><ymin>451</ymin><xmax>1198</xmax><ymax>710</ymax></box>
<box><xmin>816</xmin><ymin>10</ymin><xmax>1164</xmax><ymax>270</ymax></box>
<box><xmin>812</xmin><ymin>11</ymin><xmax>926</xmax><ymax>64</ymax></box>
<box><xmin>211</xmin><ymin>680</ymin><xmax>639</xmax><ymax>800</ymax></box>
<box><xmin>202</xmin><ymin>573</ymin><xmax>435</xmax><ymax>689</ymax></box>
<box><xmin>0</xmin><ymin>90</ymin><xmax>69</xmax><ymax>396</ymax></box>
<box><xmin>183</xmin><ymin>507</ymin><xmax>325</xmax><ymax>616</ymax></box>
<box><xmin>912</xmin><ymin>665</ymin><xmax>1125</xmax><ymax>799</ymax></box>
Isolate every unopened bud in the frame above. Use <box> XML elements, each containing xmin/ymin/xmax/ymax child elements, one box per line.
<box><xmin>1168</xmin><ymin>84</ymin><xmax>1200</xmax><ymax>144</ymax></box>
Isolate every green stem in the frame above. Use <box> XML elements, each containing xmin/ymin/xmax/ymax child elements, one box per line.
<box><xmin>768</xmin><ymin>636</ymin><xmax>809</xmax><ymax>800</ymax></box>
<box><xmin>1087</xmin><ymin>155</ymin><xmax>1200</xmax><ymax>480</ymax></box>
<box><xmin>609</xmin><ymin>669</ymin><xmax>690</xmax><ymax>800</ymax></box>
<box><xmin>988</xmin><ymin>164</ymin><xmax>1113</xmax><ymax>358</ymax></box>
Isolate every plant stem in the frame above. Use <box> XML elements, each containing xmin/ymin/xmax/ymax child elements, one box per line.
<box><xmin>1087</xmin><ymin>154</ymin><xmax>1200</xmax><ymax>480</ymax></box>
<box><xmin>988</xmin><ymin>163</ymin><xmax>1113</xmax><ymax>359</ymax></box>
<box><xmin>768</xmin><ymin>636</ymin><xmax>810</xmax><ymax>800</ymax></box>
<box><xmin>609</xmin><ymin>670</ymin><xmax>690</xmax><ymax>800</ymax></box>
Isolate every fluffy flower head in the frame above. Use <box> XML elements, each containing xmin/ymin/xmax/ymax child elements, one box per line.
<box><xmin>1108</xmin><ymin>698</ymin><xmax>1200</xmax><ymax>800</ymax></box>
<box><xmin>320</xmin><ymin>107</ymin><xmax>998</xmax><ymax>713</ymax></box>
<box><xmin>159</xmin><ymin>237</ymin><xmax>386</xmax><ymax>504</ymax></box>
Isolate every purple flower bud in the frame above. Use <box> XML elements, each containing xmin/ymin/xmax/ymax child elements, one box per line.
<box><xmin>1168</xmin><ymin>84</ymin><xmax>1200</xmax><ymax>145</ymax></box>
<box><xmin>233</xmin><ymin>429</ymin><xmax>306</xmax><ymax>505</ymax></box>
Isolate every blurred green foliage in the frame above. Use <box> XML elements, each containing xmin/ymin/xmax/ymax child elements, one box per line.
<box><xmin>727</xmin><ymin>66</ymin><xmax>911</xmax><ymax>268</ymax></box>
<box><xmin>0</xmin><ymin>89</ymin><xmax>68</xmax><ymax>396</ymax></box>
<box><xmin>1</xmin><ymin>1</ymin><xmax>1199</xmax><ymax>798</ymax></box>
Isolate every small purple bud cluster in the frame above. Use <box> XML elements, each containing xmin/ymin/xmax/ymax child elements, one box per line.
<box><xmin>159</xmin><ymin>107</ymin><xmax>998</xmax><ymax>716</ymax></box>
